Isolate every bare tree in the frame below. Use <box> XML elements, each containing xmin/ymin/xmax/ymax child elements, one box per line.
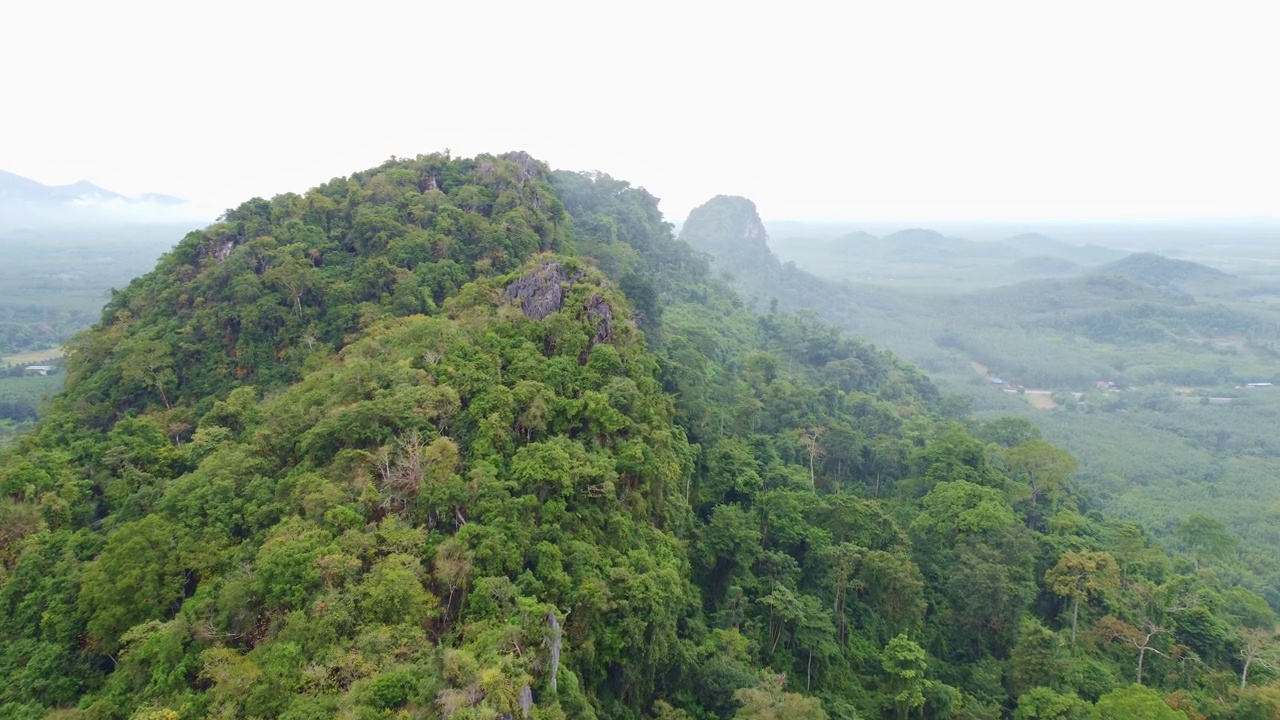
<box><xmin>797</xmin><ymin>427</ymin><xmax>827</xmax><ymax>489</ymax></box>
<box><xmin>377</xmin><ymin>430</ymin><xmax>425</xmax><ymax>518</ymax></box>
<box><xmin>1097</xmin><ymin>615</ymin><xmax>1173</xmax><ymax>685</ymax></box>
<box><xmin>1095</xmin><ymin>586</ymin><xmax>1199</xmax><ymax>685</ymax></box>
<box><xmin>1238</xmin><ymin>627</ymin><xmax>1277</xmax><ymax>688</ymax></box>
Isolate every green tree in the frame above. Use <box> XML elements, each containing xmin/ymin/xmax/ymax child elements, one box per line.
<box><xmin>118</xmin><ymin>337</ymin><xmax>177</xmax><ymax>410</ymax></box>
<box><xmin>883</xmin><ymin>634</ymin><xmax>928</xmax><ymax>720</ymax></box>
<box><xmin>1045</xmin><ymin>551</ymin><xmax>1120</xmax><ymax>650</ymax></box>
<box><xmin>864</xmin><ymin>435</ymin><xmax>909</xmax><ymax>498</ymax></box>
<box><xmin>979</xmin><ymin>417</ymin><xmax>1042</xmax><ymax>448</ymax></box>
<box><xmin>255</xmin><ymin>519</ymin><xmax>334</xmax><ymax>609</ymax></box>
<box><xmin>818</xmin><ymin>542</ymin><xmax>862</xmax><ymax>647</ymax></box>
<box><xmin>357</xmin><ymin>554</ymin><xmax>437</xmax><ymax>626</ymax></box>
<box><xmin>911</xmin><ymin>481</ymin><xmax>1017</xmax><ymax>538</ymax></box>
<box><xmin>909</xmin><ymin>424</ymin><xmax>997</xmax><ymax>496</ymax></box>
<box><xmin>1013</xmin><ymin>687</ymin><xmax>1087</xmax><ymax>720</ymax></box>
<box><xmin>199</xmin><ymin>646</ymin><xmax>263</xmax><ymax>719</ymax></box>
<box><xmin>1175</xmin><ymin>514</ymin><xmax>1237</xmax><ymax>569</ymax></box>
<box><xmin>1010</xmin><ymin>620</ymin><xmax>1068</xmax><ymax>697</ymax></box>
<box><xmin>1006</xmin><ymin>438</ymin><xmax>1076</xmax><ymax>530</ymax></box>
<box><xmin>733</xmin><ymin>672</ymin><xmax>827</xmax><ymax>720</ymax></box>
<box><xmin>1086</xmin><ymin>684</ymin><xmax>1187</xmax><ymax>720</ymax></box>
<box><xmin>78</xmin><ymin>516</ymin><xmax>190</xmax><ymax>652</ymax></box>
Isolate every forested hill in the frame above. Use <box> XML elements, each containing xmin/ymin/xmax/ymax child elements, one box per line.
<box><xmin>671</xmin><ymin>196</ymin><xmax>779</xmax><ymax>279</ymax></box>
<box><xmin>1096</xmin><ymin>253</ymin><xmax>1233</xmax><ymax>290</ymax></box>
<box><xmin>0</xmin><ymin>156</ymin><xmax>1275</xmax><ymax>720</ymax></box>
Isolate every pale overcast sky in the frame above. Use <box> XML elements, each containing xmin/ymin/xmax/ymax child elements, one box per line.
<box><xmin>3</xmin><ymin>0</ymin><xmax>1278</xmax><ymax>223</ymax></box>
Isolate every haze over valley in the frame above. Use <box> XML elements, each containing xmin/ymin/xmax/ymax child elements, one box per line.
<box><xmin>0</xmin><ymin>170</ymin><xmax>213</xmax><ymax>230</ymax></box>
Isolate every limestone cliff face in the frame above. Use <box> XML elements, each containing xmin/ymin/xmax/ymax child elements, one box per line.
<box><xmin>677</xmin><ymin>195</ymin><xmax>781</xmax><ymax>277</ymax></box>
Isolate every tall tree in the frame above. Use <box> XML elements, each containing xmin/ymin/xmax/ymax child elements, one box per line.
<box><xmin>1237</xmin><ymin>627</ymin><xmax>1278</xmax><ymax>689</ymax></box>
<box><xmin>1006</xmin><ymin>438</ymin><xmax>1076</xmax><ymax>530</ymax></box>
<box><xmin>1045</xmin><ymin>550</ymin><xmax>1120</xmax><ymax>650</ymax></box>
<box><xmin>1175</xmin><ymin>514</ymin><xmax>1238</xmax><ymax>569</ymax></box>
<box><xmin>1096</xmin><ymin>615</ymin><xmax>1174</xmax><ymax>685</ymax></box>
<box><xmin>796</xmin><ymin>426</ymin><xmax>827</xmax><ymax>489</ymax></box>
<box><xmin>1087</xmin><ymin>684</ymin><xmax>1188</xmax><ymax>720</ymax></box>
<box><xmin>882</xmin><ymin>634</ymin><xmax>928</xmax><ymax>720</ymax></box>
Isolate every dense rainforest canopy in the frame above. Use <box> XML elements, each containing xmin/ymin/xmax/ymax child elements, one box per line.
<box><xmin>0</xmin><ymin>153</ymin><xmax>1276</xmax><ymax>720</ymax></box>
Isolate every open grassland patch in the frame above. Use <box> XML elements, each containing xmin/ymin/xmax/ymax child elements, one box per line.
<box><xmin>1023</xmin><ymin>389</ymin><xmax>1058</xmax><ymax>409</ymax></box>
<box><xmin>3</xmin><ymin>347</ymin><xmax>64</xmax><ymax>365</ymax></box>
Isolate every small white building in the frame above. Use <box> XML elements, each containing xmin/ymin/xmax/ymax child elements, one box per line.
<box><xmin>25</xmin><ymin>365</ymin><xmax>53</xmax><ymax>376</ymax></box>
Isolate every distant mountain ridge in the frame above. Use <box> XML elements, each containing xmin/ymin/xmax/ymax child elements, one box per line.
<box><xmin>0</xmin><ymin>170</ymin><xmax>127</xmax><ymax>203</ymax></box>
<box><xmin>997</xmin><ymin>232</ymin><xmax>1127</xmax><ymax>264</ymax></box>
<box><xmin>766</xmin><ymin>222</ymin><xmax>1127</xmax><ymax>282</ymax></box>
<box><xmin>1097</xmin><ymin>252</ymin><xmax>1232</xmax><ymax>287</ymax></box>
<box><xmin>0</xmin><ymin>169</ymin><xmax>206</xmax><ymax>228</ymax></box>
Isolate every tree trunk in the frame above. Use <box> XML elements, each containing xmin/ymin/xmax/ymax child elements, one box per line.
<box><xmin>155</xmin><ymin>379</ymin><xmax>172</xmax><ymax>410</ymax></box>
<box><xmin>807</xmin><ymin>648</ymin><xmax>813</xmax><ymax>691</ymax></box>
<box><xmin>1137</xmin><ymin>648</ymin><xmax>1146</xmax><ymax>685</ymax></box>
<box><xmin>1242</xmin><ymin>657</ymin><xmax>1252</xmax><ymax>688</ymax></box>
<box><xmin>1070</xmin><ymin>596</ymin><xmax>1079</xmax><ymax>650</ymax></box>
<box><xmin>833</xmin><ymin>589</ymin><xmax>846</xmax><ymax>646</ymax></box>
<box><xmin>547</xmin><ymin>611</ymin><xmax>562</xmax><ymax>691</ymax></box>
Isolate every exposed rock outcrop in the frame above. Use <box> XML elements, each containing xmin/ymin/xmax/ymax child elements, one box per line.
<box><xmin>585</xmin><ymin>293</ymin><xmax>613</xmax><ymax>345</ymax></box>
<box><xmin>505</xmin><ymin>261</ymin><xmax>615</xmax><ymax>347</ymax></box>
<box><xmin>505</xmin><ymin>262</ymin><xmax>583</xmax><ymax>320</ymax></box>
